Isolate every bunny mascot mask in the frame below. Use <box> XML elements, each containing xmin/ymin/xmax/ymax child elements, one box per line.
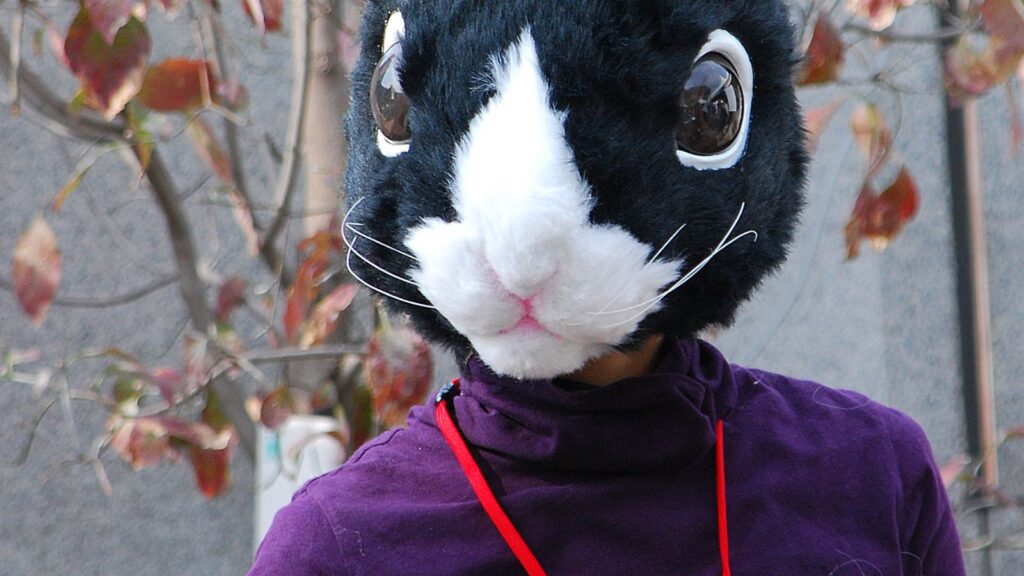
<box><xmin>251</xmin><ymin>2</ymin><xmax>966</xmax><ymax>574</ymax></box>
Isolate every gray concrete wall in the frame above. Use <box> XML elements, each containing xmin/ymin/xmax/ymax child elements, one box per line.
<box><xmin>1</xmin><ymin>4</ymin><xmax>1022</xmax><ymax>575</ymax></box>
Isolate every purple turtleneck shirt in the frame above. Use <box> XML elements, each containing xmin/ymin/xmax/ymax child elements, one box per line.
<box><xmin>249</xmin><ymin>339</ymin><xmax>965</xmax><ymax>575</ymax></box>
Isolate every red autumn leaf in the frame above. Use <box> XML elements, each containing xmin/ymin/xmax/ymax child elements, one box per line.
<box><xmin>84</xmin><ymin>0</ymin><xmax>132</xmax><ymax>46</ymax></box>
<box><xmin>850</xmin><ymin>103</ymin><xmax>892</xmax><ymax>178</ymax></box>
<box><xmin>215</xmin><ymin>276</ymin><xmax>248</xmax><ymax>323</ymax></box>
<box><xmin>137</xmin><ymin>59</ymin><xmax>217</xmax><ymax>112</ymax></box>
<box><xmin>242</xmin><ymin>0</ymin><xmax>283</xmax><ymax>33</ymax></box>
<box><xmin>845</xmin><ymin>0</ymin><xmax>916</xmax><ymax>31</ymax></box>
<box><xmin>798</xmin><ymin>13</ymin><xmax>844</xmax><ymax>85</ymax></box>
<box><xmin>944</xmin><ymin>35</ymin><xmax>1024</xmax><ymax>101</ymax></box>
<box><xmin>157</xmin><ymin>0</ymin><xmax>186</xmax><ymax>14</ymax></box>
<box><xmin>260</xmin><ymin>386</ymin><xmax>295</xmax><ymax>429</ymax></box>
<box><xmin>12</xmin><ymin>216</ymin><xmax>62</xmax><ymax>326</ymax></box>
<box><xmin>284</xmin><ymin>230</ymin><xmax>344</xmax><ymax>344</ymax></box>
<box><xmin>939</xmin><ymin>454</ymin><xmax>972</xmax><ymax>488</ymax></box>
<box><xmin>109</xmin><ymin>417</ymin><xmax>172</xmax><ymax>470</ymax></box>
<box><xmin>299</xmin><ymin>284</ymin><xmax>359</xmax><ymax>348</ymax></box>
<box><xmin>189</xmin><ymin>444</ymin><xmax>232</xmax><ymax>498</ymax></box>
<box><xmin>803</xmin><ymin>99</ymin><xmax>843</xmax><ymax>153</ymax></box>
<box><xmin>981</xmin><ymin>0</ymin><xmax>1024</xmax><ymax>51</ymax></box>
<box><xmin>298</xmin><ymin>229</ymin><xmax>345</xmax><ymax>270</ymax></box>
<box><xmin>365</xmin><ymin>321</ymin><xmax>433</xmax><ymax>429</ymax></box>
<box><xmin>151</xmin><ymin>367</ymin><xmax>184</xmax><ymax>404</ymax></box>
<box><xmin>187</xmin><ymin>117</ymin><xmax>233</xmax><ymax>185</ymax></box>
<box><xmin>283</xmin><ymin>268</ymin><xmax>315</xmax><ymax>345</ymax></box>
<box><xmin>844</xmin><ymin>167</ymin><xmax>920</xmax><ymax>260</ymax></box>
<box><xmin>64</xmin><ymin>9</ymin><xmax>151</xmax><ymax>119</ymax></box>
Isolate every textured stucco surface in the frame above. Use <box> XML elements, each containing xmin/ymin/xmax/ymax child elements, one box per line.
<box><xmin>1</xmin><ymin>4</ymin><xmax>1022</xmax><ymax>576</ymax></box>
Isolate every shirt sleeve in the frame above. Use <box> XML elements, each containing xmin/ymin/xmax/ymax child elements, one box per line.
<box><xmin>248</xmin><ymin>487</ymin><xmax>345</xmax><ymax>576</ymax></box>
<box><xmin>887</xmin><ymin>412</ymin><xmax>967</xmax><ymax>576</ymax></box>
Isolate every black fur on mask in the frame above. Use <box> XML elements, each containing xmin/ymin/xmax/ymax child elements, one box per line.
<box><xmin>344</xmin><ymin>0</ymin><xmax>807</xmax><ymax>361</ymax></box>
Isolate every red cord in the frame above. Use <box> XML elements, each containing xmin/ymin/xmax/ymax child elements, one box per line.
<box><xmin>436</xmin><ymin>379</ymin><xmax>732</xmax><ymax>575</ymax></box>
<box><xmin>435</xmin><ymin>381</ymin><xmax>548</xmax><ymax>576</ymax></box>
<box><xmin>716</xmin><ymin>418</ymin><xmax>732</xmax><ymax>576</ymax></box>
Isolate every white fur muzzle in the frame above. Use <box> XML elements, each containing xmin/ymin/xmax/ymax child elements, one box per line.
<box><xmin>404</xmin><ymin>31</ymin><xmax>680</xmax><ymax>379</ymax></box>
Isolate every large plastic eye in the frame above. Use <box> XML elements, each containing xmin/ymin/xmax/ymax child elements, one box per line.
<box><xmin>371</xmin><ymin>41</ymin><xmax>411</xmax><ymax>145</ymax></box>
<box><xmin>676</xmin><ymin>54</ymin><xmax>744</xmax><ymax>156</ymax></box>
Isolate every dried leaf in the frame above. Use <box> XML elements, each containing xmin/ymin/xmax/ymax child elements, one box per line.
<box><xmin>64</xmin><ymin>10</ymin><xmax>150</xmax><ymax>119</ymax></box>
<box><xmin>803</xmin><ymin>99</ymin><xmax>843</xmax><ymax>153</ymax></box>
<box><xmin>138</xmin><ymin>59</ymin><xmax>217</xmax><ymax>112</ymax></box>
<box><xmin>845</xmin><ymin>0</ymin><xmax>916</xmax><ymax>31</ymax></box>
<box><xmin>939</xmin><ymin>454</ymin><xmax>972</xmax><ymax>488</ymax></box>
<box><xmin>12</xmin><ymin>217</ymin><xmax>62</xmax><ymax>325</ymax></box>
<box><xmin>981</xmin><ymin>0</ymin><xmax>1024</xmax><ymax>51</ymax></box>
<box><xmin>283</xmin><ymin>269</ymin><xmax>315</xmax><ymax>345</ymax></box>
<box><xmin>187</xmin><ymin>117</ymin><xmax>233</xmax><ymax>185</ymax></box>
<box><xmin>226</xmin><ymin>187</ymin><xmax>260</xmax><ymax>256</ymax></box>
<box><xmin>299</xmin><ymin>284</ymin><xmax>359</xmax><ymax>348</ymax></box>
<box><xmin>850</xmin><ymin>103</ymin><xmax>892</xmax><ymax>178</ymax></box>
<box><xmin>242</xmin><ymin>0</ymin><xmax>283</xmax><ymax>33</ymax></box>
<box><xmin>798</xmin><ymin>13</ymin><xmax>844</xmax><ymax>86</ymax></box>
<box><xmin>52</xmin><ymin>170</ymin><xmax>87</xmax><ymax>212</ymax></box>
<box><xmin>215</xmin><ymin>277</ymin><xmax>248</xmax><ymax>323</ymax></box>
<box><xmin>157</xmin><ymin>0</ymin><xmax>186</xmax><ymax>14</ymax></box>
<box><xmin>84</xmin><ymin>0</ymin><xmax>133</xmax><ymax>46</ymax></box>
<box><xmin>365</xmin><ymin>321</ymin><xmax>433</xmax><ymax>429</ymax></box>
<box><xmin>844</xmin><ymin>167</ymin><xmax>920</xmax><ymax>259</ymax></box>
<box><xmin>201</xmin><ymin>390</ymin><xmax>232</xmax><ymax>433</ymax></box>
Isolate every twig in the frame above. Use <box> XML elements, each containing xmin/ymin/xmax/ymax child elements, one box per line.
<box><xmin>8</xmin><ymin>0</ymin><xmax>24</xmax><ymax>115</ymax></box>
<box><xmin>5</xmin><ymin>397</ymin><xmax>57</xmax><ymax>467</ymax></box>
<box><xmin>244</xmin><ymin>345</ymin><xmax>365</xmax><ymax>364</ymax></box>
<box><xmin>842</xmin><ymin>21</ymin><xmax>973</xmax><ymax>44</ymax></box>
<box><xmin>261</xmin><ymin>0</ymin><xmax>314</xmax><ymax>261</ymax></box>
<box><xmin>139</xmin><ymin>148</ymin><xmax>257</xmax><ymax>461</ymax></box>
<box><xmin>53</xmin><ymin>274</ymin><xmax>180</xmax><ymax>308</ymax></box>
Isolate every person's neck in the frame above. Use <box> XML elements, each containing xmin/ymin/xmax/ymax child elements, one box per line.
<box><xmin>566</xmin><ymin>335</ymin><xmax>665</xmax><ymax>387</ymax></box>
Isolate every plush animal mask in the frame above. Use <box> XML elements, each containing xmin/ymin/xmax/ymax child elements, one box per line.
<box><xmin>344</xmin><ymin>0</ymin><xmax>807</xmax><ymax>379</ymax></box>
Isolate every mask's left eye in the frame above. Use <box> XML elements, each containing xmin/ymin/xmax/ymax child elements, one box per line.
<box><xmin>373</xmin><ymin>12</ymin><xmax>410</xmax><ymax>157</ymax></box>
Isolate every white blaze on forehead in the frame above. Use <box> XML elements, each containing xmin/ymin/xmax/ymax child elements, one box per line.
<box><xmin>451</xmin><ymin>31</ymin><xmax>592</xmax><ymax>298</ymax></box>
<box><xmin>404</xmin><ymin>31</ymin><xmax>681</xmax><ymax>379</ymax></box>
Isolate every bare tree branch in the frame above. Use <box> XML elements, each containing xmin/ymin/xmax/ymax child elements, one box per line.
<box><xmin>244</xmin><ymin>345</ymin><xmax>365</xmax><ymax>365</ymax></box>
<box><xmin>7</xmin><ymin>0</ymin><xmax>24</xmax><ymax>115</ymax></box>
<box><xmin>262</xmin><ymin>0</ymin><xmax>314</xmax><ymax>257</ymax></box>
<box><xmin>140</xmin><ymin>148</ymin><xmax>256</xmax><ymax>461</ymax></box>
<box><xmin>842</xmin><ymin>22</ymin><xmax>974</xmax><ymax>44</ymax></box>
<box><xmin>0</xmin><ymin>273</ymin><xmax>180</xmax><ymax>309</ymax></box>
<box><xmin>5</xmin><ymin>398</ymin><xmax>57</xmax><ymax>468</ymax></box>
<box><xmin>301</xmin><ymin>0</ymin><xmax>348</xmax><ymax>236</ymax></box>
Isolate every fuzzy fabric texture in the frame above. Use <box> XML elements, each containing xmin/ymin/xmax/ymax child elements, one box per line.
<box><xmin>344</xmin><ymin>0</ymin><xmax>808</xmax><ymax>377</ymax></box>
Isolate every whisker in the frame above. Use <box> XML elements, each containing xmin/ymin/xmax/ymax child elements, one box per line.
<box><xmin>561</xmin><ymin>222</ymin><xmax>689</xmax><ymax>328</ymax></box>
<box><xmin>596</xmin><ymin>222</ymin><xmax>687</xmax><ymax>313</ymax></box>
<box><xmin>589</xmin><ymin>203</ymin><xmax>752</xmax><ymax>317</ymax></box>
<box><xmin>344</xmin><ymin>242</ymin><xmax>438</xmax><ymax>310</ymax></box>
<box><xmin>590</xmin><ymin>204</ymin><xmax>758</xmax><ymax>330</ymax></box>
<box><xmin>341</xmin><ymin>199</ymin><xmax>437</xmax><ymax>310</ymax></box>
<box><xmin>345</xmin><ymin>223</ymin><xmax>419</xmax><ymax>261</ymax></box>
<box><xmin>595</xmin><ymin>230</ymin><xmax>757</xmax><ymax>329</ymax></box>
<box><xmin>346</xmin><ymin>238</ymin><xmax>421</xmax><ymax>287</ymax></box>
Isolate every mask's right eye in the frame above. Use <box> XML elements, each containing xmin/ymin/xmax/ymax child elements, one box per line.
<box><xmin>373</xmin><ymin>12</ymin><xmax>410</xmax><ymax>157</ymax></box>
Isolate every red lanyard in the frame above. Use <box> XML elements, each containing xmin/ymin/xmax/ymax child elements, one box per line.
<box><xmin>435</xmin><ymin>379</ymin><xmax>732</xmax><ymax>576</ymax></box>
